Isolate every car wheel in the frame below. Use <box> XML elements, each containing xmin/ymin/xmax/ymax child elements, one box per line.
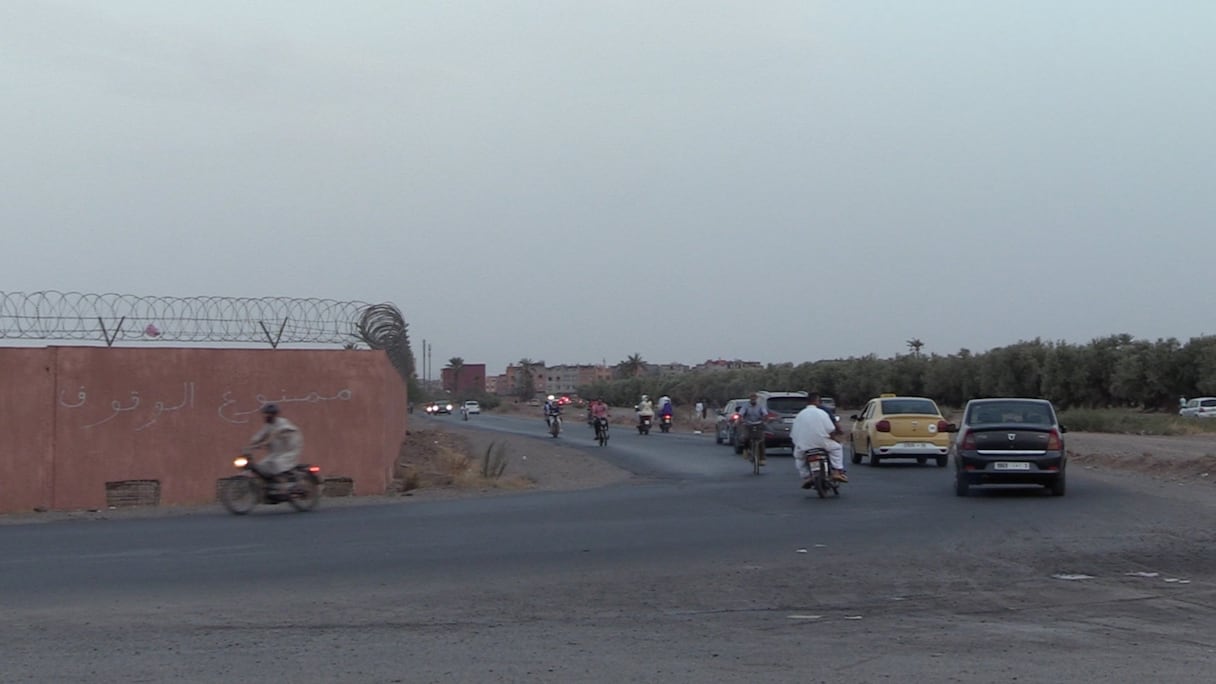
<box><xmin>734</xmin><ymin>439</ymin><xmax>745</xmax><ymax>455</ymax></box>
<box><xmin>850</xmin><ymin>439</ymin><xmax>862</xmax><ymax>465</ymax></box>
<box><xmin>936</xmin><ymin>455</ymin><xmax>948</xmax><ymax>467</ymax></box>
<box><xmin>715</xmin><ymin>428</ymin><xmax>723</xmax><ymax>445</ymax></box>
<box><xmin>868</xmin><ymin>442</ymin><xmax>881</xmax><ymax>467</ymax></box>
<box><xmin>1048</xmin><ymin>472</ymin><xmax>1066</xmax><ymax>497</ymax></box>
<box><xmin>954</xmin><ymin>471</ymin><xmax>970</xmax><ymax>497</ymax></box>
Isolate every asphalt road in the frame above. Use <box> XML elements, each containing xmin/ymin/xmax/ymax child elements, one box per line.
<box><xmin>2</xmin><ymin>414</ymin><xmax>1214</xmax><ymax>683</ymax></box>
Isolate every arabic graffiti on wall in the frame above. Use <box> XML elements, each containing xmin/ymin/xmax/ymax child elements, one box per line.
<box><xmin>57</xmin><ymin>383</ymin><xmax>354</xmax><ymax>430</ymax></box>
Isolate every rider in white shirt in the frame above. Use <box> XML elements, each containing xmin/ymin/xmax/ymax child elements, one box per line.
<box><xmin>790</xmin><ymin>394</ymin><xmax>848</xmax><ymax>486</ymax></box>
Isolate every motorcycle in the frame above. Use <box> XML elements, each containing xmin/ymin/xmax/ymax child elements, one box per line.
<box><xmin>219</xmin><ymin>455</ymin><xmax>322</xmax><ymax>514</ymax></box>
<box><xmin>659</xmin><ymin>414</ymin><xmax>672</xmax><ymax>433</ymax></box>
<box><xmin>637</xmin><ymin>414</ymin><xmax>652</xmax><ymax>435</ymax></box>
<box><xmin>593</xmin><ymin>416</ymin><xmax>610</xmax><ymax>446</ymax></box>
<box><xmin>801</xmin><ymin>448</ymin><xmax>842</xmax><ymax>499</ymax></box>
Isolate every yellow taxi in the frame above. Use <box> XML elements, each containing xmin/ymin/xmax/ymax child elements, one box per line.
<box><xmin>849</xmin><ymin>394</ymin><xmax>951</xmax><ymax>467</ymax></box>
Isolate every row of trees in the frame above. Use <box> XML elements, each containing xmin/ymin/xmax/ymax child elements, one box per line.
<box><xmin>576</xmin><ymin>335</ymin><xmax>1216</xmax><ymax>411</ymax></box>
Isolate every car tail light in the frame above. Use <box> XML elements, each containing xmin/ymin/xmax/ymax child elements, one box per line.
<box><xmin>731</xmin><ymin>413</ymin><xmax>740</xmax><ymax>422</ymax></box>
<box><xmin>961</xmin><ymin>430</ymin><xmax>976</xmax><ymax>450</ymax></box>
<box><xmin>307</xmin><ymin>465</ymin><xmax>321</xmax><ymax>473</ymax></box>
<box><xmin>875</xmin><ymin>419</ymin><xmax>891</xmax><ymax>432</ymax></box>
<box><xmin>937</xmin><ymin>420</ymin><xmax>950</xmax><ymax>432</ymax></box>
<box><xmin>1046</xmin><ymin>429</ymin><xmax>1062</xmax><ymax>450</ymax></box>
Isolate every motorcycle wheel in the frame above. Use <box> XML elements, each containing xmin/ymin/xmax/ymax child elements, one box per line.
<box><xmin>220</xmin><ymin>477</ymin><xmax>260</xmax><ymax>515</ymax></box>
<box><xmin>287</xmin><ymin>473</ymin><xmax>321</xmax><ymax>512</ymax></box>
<box><xmin>814</xmin><ymin>464</ymin><xmax>828</xmax><ymax>499</ymax></box>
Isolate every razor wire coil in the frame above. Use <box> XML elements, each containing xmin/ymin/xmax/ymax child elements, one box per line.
<box><xmin>0</xmin><ymin>290</ymin><xmax>392</xmax><ymax>347</ymax></box>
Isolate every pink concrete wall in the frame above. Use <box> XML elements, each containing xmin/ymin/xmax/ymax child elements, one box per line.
<box><xmin>0</xmin><ymin>347</ymin><xmax>407</xmax><ymax>513</ymax></box>
<box><xmin>0</xmin><ymin>349</ymin><xmax>55</xmax><ymax>512</ymax></box>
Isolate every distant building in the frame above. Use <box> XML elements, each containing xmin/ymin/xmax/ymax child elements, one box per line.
<box><xmin>544</xmin><ymin>364</ymin><xmax>614</xmax><ymax>395</ymax></box>
<box><xmin>503</xmin><ymin>363</ymin><xmax>547</xmax><ymax>398</ymax></box>
<box><xmin>441</xmin><ymin>363</ymin><xmax>486</xmax><ymax>396</ymax></box>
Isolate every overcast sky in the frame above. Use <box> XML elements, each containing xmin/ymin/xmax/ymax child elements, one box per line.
<box><xmin>3</xmin><ymin>1</ymin><xmax>1213</xmax><ymax>375</ymax></box>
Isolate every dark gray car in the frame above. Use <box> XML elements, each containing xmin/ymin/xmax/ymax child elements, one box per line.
<box><xmin>945</xmin><ymin>398</ymin><xmax>1068</xmax><ymax>497</ymax></box>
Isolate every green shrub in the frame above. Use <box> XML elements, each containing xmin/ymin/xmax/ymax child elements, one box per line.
<box><xmin>1058</xmin><ymin>409</ymin><xmax>1216</xmax><ymax>436</ymax></box>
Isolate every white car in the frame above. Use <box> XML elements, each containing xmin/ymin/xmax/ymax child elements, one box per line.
<box><xmin>463</xmin><ymin>401</ymin><xmax>481</xmax><ymax>415</ymax></box>
<box><xmin>1179</xmin><ymin>397</ymin><xmax>1216</xmax><ymax>418</ymax></box>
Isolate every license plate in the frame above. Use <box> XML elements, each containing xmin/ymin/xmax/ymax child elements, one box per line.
<box><xmin>900</xmin><ymin>442</ymin><xmax>929</xmax><ymax>448</ymax></box>
<box><xmin>994</xmin><ymin>462</ymin><xmax>1031</xmax><ymax>471</ymax></box>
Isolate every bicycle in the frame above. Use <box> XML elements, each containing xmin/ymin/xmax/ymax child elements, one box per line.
<box><xmin>746</xmin><ymin>423</ymin><xmax>765</xmax><ymax>475</ymax></box>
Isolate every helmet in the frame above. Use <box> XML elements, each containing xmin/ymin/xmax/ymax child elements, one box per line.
<box><xmin>641</xmin><ymin>394</ymin><xmax>649</xmax><ymax>401</ymax></box>
<box><xmin>260</xmin><ymin>403</ymin><xmax>280</xmax><ymax>415</ymax></box>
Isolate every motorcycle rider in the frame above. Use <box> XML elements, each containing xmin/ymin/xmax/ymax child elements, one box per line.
<box><xmin>790</xmin><ymin>392</ymin><xmax>848</xmax><ymax>487</ymax></box>
<box><xmin>590</xmin><ymin>398</ymin><xmax>610</xmax><ymax>438</ymax></box>
<box><xmin>737</xmin><ymin>393</ymin><xmax>774</xmax><ymax>465</ymax></box>
<box><xmin>242</xmin><ymin>404</ymin><xmax>303</xmax><ymax>489</ymax></box>
<box><xmin>543</xmin><ymin>395</ymin><xmax>562</xmax><ymax>428</ymax></box>
<box><xmin>635</xmin><ymin>394</ymin><xmax>655</xmax><ymax>429</ymax></box>
<box><xmin>658</xmin><ymin>396</ymin><xmax>674</xmax><ymax>424</ymax></box>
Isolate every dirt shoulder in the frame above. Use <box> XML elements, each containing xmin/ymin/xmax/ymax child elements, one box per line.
<box><xmin>393</xmin><ymin>422</ymin><xmax>636</xmax><ymax>499</ymax></box>
<box><xmin>1065</xmin><ymin>432</ymin><xmax>1216</xmax><ymax>493</ymax></box>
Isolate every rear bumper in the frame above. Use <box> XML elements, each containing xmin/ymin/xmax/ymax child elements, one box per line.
<box><xmin>958</xmin><ymin>451</ymin><xmax>1066</xmax><ymax>482</ymax></box>
<box><xmin>874</xmin><ymin>443</ymin><xmax>949</xmax><ymax>458</ymax></box>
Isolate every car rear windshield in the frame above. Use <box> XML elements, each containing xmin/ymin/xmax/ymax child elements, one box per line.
<box><xmin>966</xmin><ymin>401</ymin><xmax>1054</xmax><ymax>425</ymax></box>
<box><xmin>765</xmin><ymin>397</ymin><xmax>808</xmax><ymax>414</ymax></box>
<box><xmin>880</xmin><ymin>399</ymin><xmax>939</xmax><ymax>415</ymax></box>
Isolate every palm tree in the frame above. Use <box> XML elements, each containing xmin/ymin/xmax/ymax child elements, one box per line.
<box><xmin>447</xmin><ymin>356</ymin><xmax>465</xmax><ymax>394</ymax></box>
<box><xmin>906</xmin><ymin>338</ymin><xmax>925</xmax><ymax>358</ymax></box>
<box><xmin>616</xmin><ymin>353</ymin><xmax>646</xmax><ymax>378</ymax></box>
<box><xmin>516</xmin><ymin>357</ymin><xmax>540</xmax><ymax>399</ymax></box>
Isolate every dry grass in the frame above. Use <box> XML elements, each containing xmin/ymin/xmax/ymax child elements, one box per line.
<box><xmin>394</xmin><ymin>428</ymin><xmax>533</xmax><ymax>493</ymax></box>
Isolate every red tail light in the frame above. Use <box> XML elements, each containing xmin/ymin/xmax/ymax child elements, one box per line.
<box><xmin>875</xmin><ymin>419</ymin><xmax>891</xmax><ymax>432</ymax></box>
<box><xmin>307</xmin><ymin>465</ymin><xmax>321</xmax><ymax>473</ymax></box>
<box><xmin>961</xmin><ymin>430</ymin><xmax>976</xmax><ymax>450</ymax></box>
<box><xmin>731</xmin><ymin>413</ymin><xmax>740</xmax><ymax>422</ymax></box>
<box><xmin>1045</xmin><ymin>429</ymin><xmax>1061</xmax><ymax>450</ymax></box>
<box><xmin>937</xmin><ymin>420</ymin><xmax>950</xmax><ymax>432</ymax></box>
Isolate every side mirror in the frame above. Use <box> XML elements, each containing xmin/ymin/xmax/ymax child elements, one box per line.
<box><xmin>1059</xmin><ymin>424</ymin><xmax>1068</xmax><ymax>433</ymax></box>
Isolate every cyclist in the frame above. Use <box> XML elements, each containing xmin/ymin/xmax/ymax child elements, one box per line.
<box><xmin>737</xmin><ymin>393</ymin><xmax>774</xmax><ymax>466</ymax></box>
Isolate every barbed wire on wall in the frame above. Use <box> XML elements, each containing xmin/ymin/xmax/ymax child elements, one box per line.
<box><xmin>0</xmin><ymin>290</ymin><xmax>394</xmax><ymax>348</ymax></box>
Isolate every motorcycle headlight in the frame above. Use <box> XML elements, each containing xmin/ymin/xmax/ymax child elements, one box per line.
<box><xmin>233</xmin><ymin>456</ymin><xmax>249</xmax><ymax>468</ymax></box>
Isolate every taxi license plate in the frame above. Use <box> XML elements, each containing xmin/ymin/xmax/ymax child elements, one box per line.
<box><xmin>994</xmin><ymin>462</ymin><xmax>1031</xmax><ymax>471</ymax></box>
<box><xmin>900</xmin><ymin>443</ymin><xmax>929</xmax><ymax>448</ymax></box>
